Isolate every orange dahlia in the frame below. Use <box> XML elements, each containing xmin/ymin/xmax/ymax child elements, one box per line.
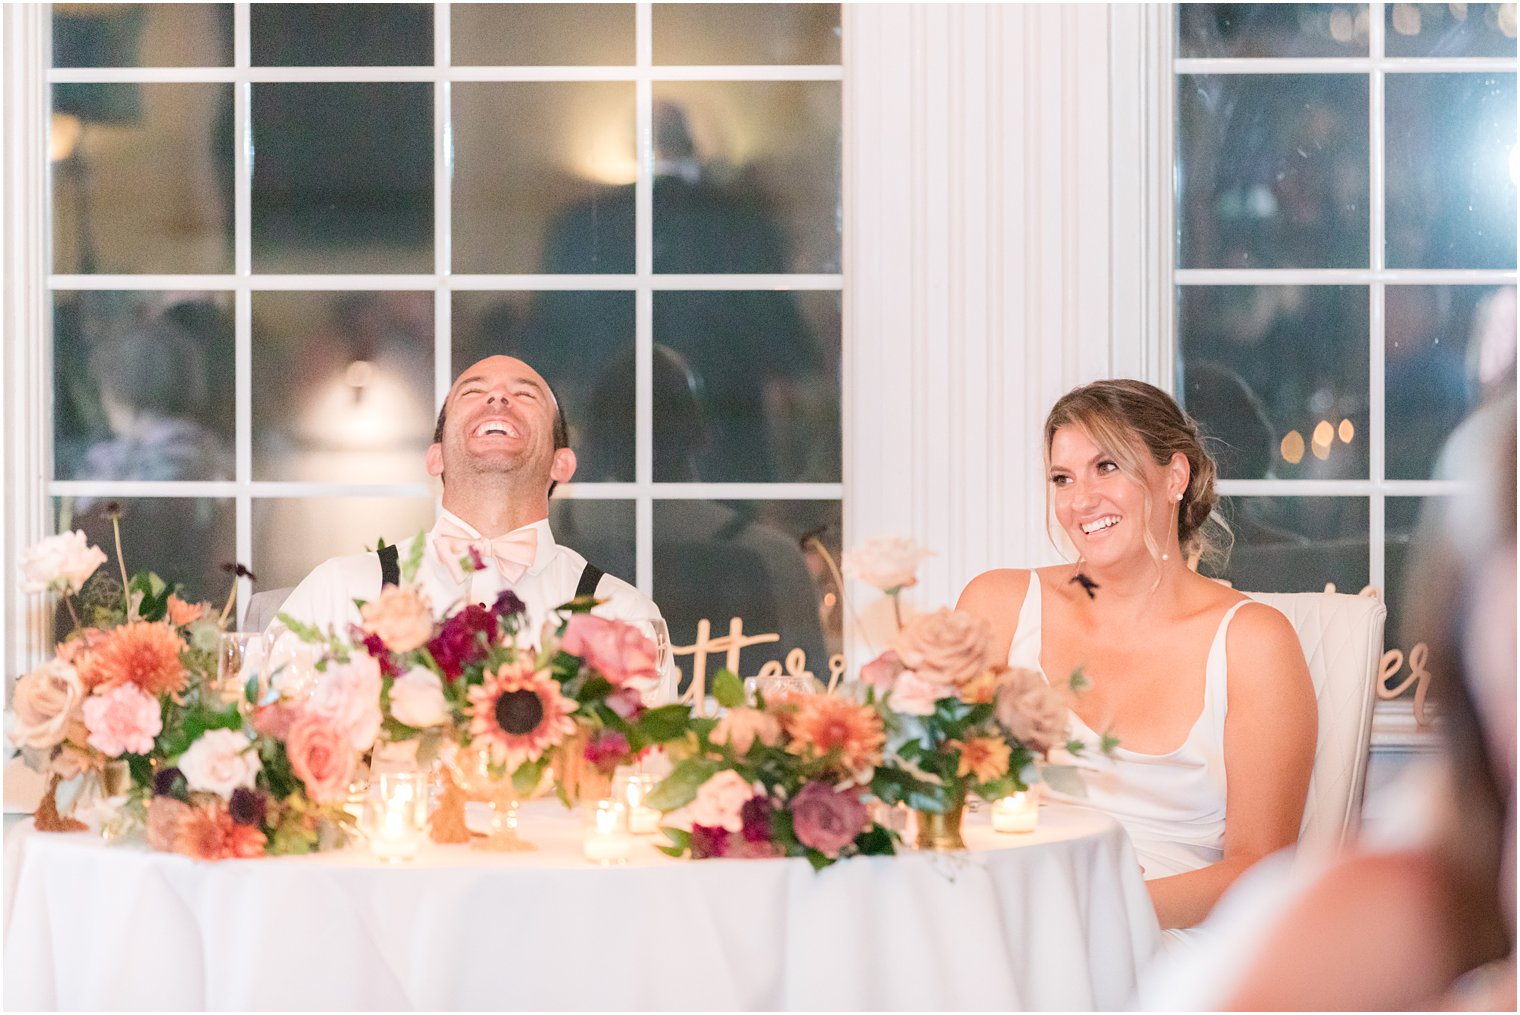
<box><xmin>82</xmin><ymin>621</ymin><xmax>187</xmax><ymax>697</ymax></box>
<box><xmin>784</xmin><ymin>693</ymin><xmax>885</xmax><ymax>775</ymax></box>
<box><xmin>172</xmin><ymin>800</ymin><xmax>266</xmax><ymax>861</ymax></box>
<box><xmin>949</xmin><ymin>735</ymin><xmax>1012</xmax><ymax>784</ymax></box>
<box><xmin>165</xmin><ymin>595</ymin><xmax>208</xmax><ymax>628</ymax></box>
<box><xmin>466</xmin><ymin>661</ymin><xmax>577</xmax><ymax>771</ymax></box>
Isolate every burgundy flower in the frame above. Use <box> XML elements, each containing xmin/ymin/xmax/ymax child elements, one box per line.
<box><xmin>351</xmin><ymin>625</ymin><xmax>404</xmax><ymax>679</ymax></box>
<box><xmin>788</xmin><ymin>782</ymin><xmax>869</xmax><ymax>859</ymax></box>
<box><xmin>739</xmin><ymin>795</ymin><xmax>774</xmax><ymax>843</ymax></box>
<box><xmin>583</xmin><ymin>730</ymin><xmax>631</xmax><ymax>773</ymax></box>
<box><xmin>467</xmin><ymin>546</ymin><xmax>486</xmax><ymax>572</ymax></box>
<box><xmin>153</xmin><ymin>766</ymin><xmax>188</xmax><ymax>800</ymax></box>
<box><xmin>690</xmin><ymin>824</ymin><xmax>730</xmax><ymax>859</ymax></box>
<box><xmin>228</xmin><ymin>787</ymin><xmax>267</xmax><ymax>827</ymax></box>
<box><xmin>491</xmin><ymin>589</ymin><xmax>526</xmax><ymax>620</ymax></box>
<box><xmin>426</xmin><ymin>604</ymin><xmax>498</xmax><ymax>680</ymax></box>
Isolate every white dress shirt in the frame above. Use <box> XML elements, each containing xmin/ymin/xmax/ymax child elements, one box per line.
<box><xmin>274</xmin><ymin>509</ymin><xmax>677</xmax><ymax>702</ymax></box>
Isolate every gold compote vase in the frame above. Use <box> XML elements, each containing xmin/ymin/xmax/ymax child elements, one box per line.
<box><xmin>441</xmin><ymin>744</ymin><xmax>535</xmax><ymax>852</ymax></box>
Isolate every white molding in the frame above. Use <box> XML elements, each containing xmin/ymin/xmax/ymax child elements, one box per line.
<box><xmin>48</xmin><ymin>65</ymin><xmax>848</xmax><ymax>84</ymax></box>
<box><xmin>2</xmin><ymin>5</ymin><xmax>51</xmax><ymax>680</ymax></box>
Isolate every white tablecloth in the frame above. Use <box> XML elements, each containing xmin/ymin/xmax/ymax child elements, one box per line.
<box><xmin>4</xmin><ymin>801</ymin><xmax>1160</xmax><ymax>1011</ymax></box>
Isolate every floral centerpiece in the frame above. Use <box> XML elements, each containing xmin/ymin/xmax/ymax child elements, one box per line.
<box><xmin>11</xmin><ymin>523</ymin><xmax>365</xmax><ymax>859</ymax></box>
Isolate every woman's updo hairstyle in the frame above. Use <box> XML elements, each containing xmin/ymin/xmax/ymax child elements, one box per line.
<box><xmin>1043</xmin><ymin>379</ymin><xmax>1224</xmax><ymax>567</ymax></box>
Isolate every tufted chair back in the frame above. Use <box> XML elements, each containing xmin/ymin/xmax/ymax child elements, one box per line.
<box><xmin>244</xmin><ymin>587</ymin><xmax>296</xmax><ymax>633</ymax></box>
<box><xmin>1246</xmin><ymin>591</ymin><xmax>1387</xmax><ymax>857</ymax></box>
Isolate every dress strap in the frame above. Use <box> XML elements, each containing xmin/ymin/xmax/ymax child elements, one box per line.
<box><xmin>1205</xmin><ymin>598</ymin><xmax>1252</xmax><ymax>726</ymax></box>
<box><xmin>1006</xmin><ymin>573</ymin><xmax>1044</xmax><ymax>673</ymax></box>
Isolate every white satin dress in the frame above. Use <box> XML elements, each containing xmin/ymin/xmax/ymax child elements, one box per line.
<box><xmin>1007</xmin><ymin>574</ymin><xmax>1249</xmax><ymax>881</ymax></box>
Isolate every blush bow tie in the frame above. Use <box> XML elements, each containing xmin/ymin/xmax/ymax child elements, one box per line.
<box><xmin>432</xmin><ymin>520</ymin><xmax>539</xmax><ymax>584</ymax></box>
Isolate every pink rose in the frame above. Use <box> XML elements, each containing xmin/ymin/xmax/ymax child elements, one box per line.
<box><xmin>19</xmin><ymin>530</ymin><xmax>108</xmax><ymax>594</ymax></box>
<box><xmin>688</xmin><ymin>770</ymin><xmax>757</xmax><ymax>833</ymax></box>
<box><xmin>888</xmin><ymin>669</ymin><xmax>951</xmax><ymax>717</ymax></box>
<box><xmin>893</xmin><ymin>609</ymin><xmax>992</xmax><ymax>688</ymax></box>
<box><xmin>360</xmin><ymin>584</ymin><xmax>434</xmax><ymax>653</ymax></box>
<box><xmin>859</xmin><ymin>649</ymin><xmax>905</xmax><ymax>691</ymax></box>
<box><xmin>81</xmin><ymin>682</ymin><xmax>162</xmax><ymax>757</ymax></box>
<box><xmin>178</xmin><ymin>728</ymin><xmax>261</xmax><ymax>798</ymax></box>
<box><xmin>11</xmin><ymin>659</ymin><xmax>85</xmax><ymax>750</ymax></box>
<box><xmin>560</xmin><ymin>615</ymin><xmax>659</xmax><ymax>690</ymax></box>
<box><xmin>711</xmin><ymin>707</ymin><xmax>782</xmax><ymax>755</ymax></box>
<box><xmin>389</xmin><ymin>666</ymin><xmax>448</xmax><ymax>728</ymax></box>
<box><xmin>789</xmin><ymin>781</ymin><xmax>868</xmax><ymax>858</ymax></box>
<box><xmin>994</xmin><ymin>667</ymin><xmax>1069</xmax><ymax>754</ymax></box>
<box><xmin>842</xmin><ymin>536</ymin><xmax>933</xmax><ymax>592</ymax></box>
<box><xmin>286</xmin><ymin>715</ymin><xmax>354</xmax><ymax>805</ymax></box>
<box><xmin>307</xmin><ymin>654</ymin><xmax>383</xmax><ymax>751</ymax></box>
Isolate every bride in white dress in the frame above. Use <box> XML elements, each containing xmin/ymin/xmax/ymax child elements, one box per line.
<box><xmin>958</xmin><ymin>379</ymin><xmax>1317</xmax><ymax>932</ymax></box>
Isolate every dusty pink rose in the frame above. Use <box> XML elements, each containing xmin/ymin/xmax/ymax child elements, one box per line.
<box><xmin>858</xmin><ymin>649</ymin><xmax>906</xmax><ymax>691</ymax></box>
<box><xmin>11</xmin><ymin>659</ymin><xmax>85</xmax><ymax>750</ymax></box>
<box><xmin>388</xmin><ymin>666</ymin><xmax>448</xmax><ymax>728</ymax></box>
<box><xmin>19</xmin><ymin>530</ymin><xmax>108</xmax><ymax>594</ymax></box>
<box><xmin>146</xmin><ymin>795</ymin><xmax>193</xmax><ymax>852</ymax></box>
<box><xmin>251</xmin><ymin>700</ymin><xmax>299</xmax><ymax>741</ymax></box>
<box><xmin>560</xmin><ymin>615</ymin><xmax>659</xmax><ymax>689</ymax></box>
<box><xmin>286</xmin><ymin>715</ymin><xmax>354</xmax><ymax>805</ymax></box>
<box><xmin>842</xmin><ymin>536</ymin><xmax>933</xmax><ymax>592</ymax></box>
<box><xmin>360</xmin><ymin>584</ymin><xmax>435</xmax><ymax>653</ymax></box>
<box><xmin>178</xmin><ymin>728</ymin><xmax>261</xmax><ymax>798</ymax></box>
<box><xmin>894</xmin><ymin>609</ymin><xmax>993</xmax><ymax>688</ymax></box>
<box><xmin>307</xmin><ymin>654</ymin><xmax>383</xmax><ymax>751</ymax></box>
<box><xmin>710</xmin><ymin>707</ymin><xmax>782</xmax><ymax>755</ymax></box>
<box><xmin>888</xmin><ymin>669</ymin><xmax>952</xmax><ymax>717</ymax></box>
<box><xmin>688</xmin><ymin>770</ymin><xmax>757</xmax><ymax>833</ymax></box>
<box><xmin>81</xmin><ymin>682</ymin><xmax>162</xmax><ymax>757</ymax></box>
<box><xmin>995</xmin><ymin>667</ymin><xmax>1069</xmax><ymax>754</ymax></box>
<box><xmin>789</xmin><ymin>781</ymin><xmax>868</xmax><ymax>858</ymax></box>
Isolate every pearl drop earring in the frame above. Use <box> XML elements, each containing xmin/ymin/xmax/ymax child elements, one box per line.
<box><xmin>1162</xmin><ymin>492</ymin><xmax>1182</xmax><ymax>561</ymax></box>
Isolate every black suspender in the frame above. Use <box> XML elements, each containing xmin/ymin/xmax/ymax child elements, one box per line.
<box><xmin>574</xmin><ymin>562</ymin><xmax>604</xmax><ymax>600</ymax></box>
<box><xmin>378</xmin><ymin>543</ymin><xmax>400</xmax><ymax>588</ymax></box>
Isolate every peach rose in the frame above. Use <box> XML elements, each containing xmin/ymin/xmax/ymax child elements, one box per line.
<box><xmin>859</xmin><ymin>649</ymin><xmax>905</xmax><ymax>692</ymax></box>
<box><xmin>888</xmin><ymin>669</ymin><xmax>951</xmax><ymax>717</ymax></box>
<box><xmin>894</xmin><ymin>609</ymin><xmax>992</xmax><ymax>688</ymax></box>
<box><xmin>306</xmin><ymin>654</ymin><xmax>383</xmax><ymax>751</ymax></box>
<box><xmin>82</xmin><ymin>682</ymin><xmax>163</xmax><ymax>757</ymax></box>
<box><xmin>12</xmin><ymin>659</ymin><xmax>85</xmax><ymax>750</ymax></box>
<box><xmin>560</xmin><ymin>615</ymin><xmax>660</xmax><ymax>690</ymax></box>
<box><xmin>842</xmin><ymin>536</ymin><xmax>933</xmax><ymax>592</ymax></box>
<box><xmin>359</xmin><ymin>584</ymin><xmax>434</xmax><ymax>653</ymax></box>
<box><xmin>688</xmin><ymin>770</ymin><xmax>757</xmax><ymax>833</ymax></box>
<box><xmin>711</xmin><ymin>707</ymin><xmax>782</xmax><ymax>755</ymax></box>
<box><xmin>995</xmin><ymin>667</ymin><xmax>1069</xmax><ymax>754</ymax></box>
<box><xmin>19</xmin><ymin>530</ymin><xmax>107</xmax><ymax>594</ymax></box>
<box><xmin>286</xmin><ymin>715</ymin><xmax>354</xmax><ymax>805</ymax></box>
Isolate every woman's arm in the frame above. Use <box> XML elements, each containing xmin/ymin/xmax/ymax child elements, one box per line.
<box><xmin>1147</xmin><ymin>601</ymin><xmax>1317</xmax><ymax>929</ymax></box>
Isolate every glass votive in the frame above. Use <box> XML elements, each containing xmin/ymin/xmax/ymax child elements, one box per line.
<box><xmin>612</xmin><ymin>770</ymin><xmax>660</xmax><ymax>835</ymax></box>
<box><xmin>217</xmin><ymin>632</ymin><xmax>268</xmax><ymax>710</ymax></box>
<box><xmin>583</xmin><ymin>799</ymin><xmax>633</xmax><ymax>865</ymax></box>
<box><xmin>363</xmin><ymin>771</ymin><xmax>427</xmax><ymax>862</ymax></box>
<box><xmin>990</xmin><ymin>787</ymin><xmax>1040</xmax><ymax>834</ymax></box>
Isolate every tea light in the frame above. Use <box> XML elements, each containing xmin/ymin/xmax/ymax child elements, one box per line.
<box><xmin>365</xmin><ymin>772</ymin><xmax>426</xmax><ymax>862</ymax></box>
<box><xmin>583</xmin><ymin>799</ymin><xmax>633</xmax><ymax>865</ymax></box>
<box><xmin>613</xmin><ymin>771</ymin><xmax>660</xmax><ymax>835</ymax></box>
<box><xmin>990</xmin><ymin>789</ymin><xmax>1040</xmax><ymax>834</ymax></box>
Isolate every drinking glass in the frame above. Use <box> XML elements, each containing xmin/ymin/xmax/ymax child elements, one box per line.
<box><xmin>217</xmin><ymin>631</ymin><xmax>270</xmax><ymax>712</ymax></box>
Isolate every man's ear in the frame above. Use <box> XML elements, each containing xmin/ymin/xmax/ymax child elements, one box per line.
<box><xmin>550</xmin><ymin>447</ymin><xmax>577</xmax><ymax>485</ymax></box>
<box><xmin>426</xmin><ymin>442</ymin><xmax>444</xmax><ymax>479</ymax></box>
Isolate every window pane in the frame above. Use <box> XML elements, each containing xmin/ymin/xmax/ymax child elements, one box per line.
<box><xmin>251</xmin><ymin>3</ymin><xmax>432</xmax><ymax>66</ymax></box>
<box><xmin>54</xmin><ymin>291</ymin><xmax>234</xmax><ymax>484</ymax></box>
<box><xmin>1178</xmin><ymin>75</ymin><xmax>1369</xmax><ymax>269</ymax></box>
<box><xmin>651</xmin><ymin>82</ymin><xmax>841</xmax><ymax>274</ymax></box>
<box><xmin>53</xmin><ymin>4</ymin><xmax>233</xmax><ymax>67</ymax></box>
<box><xmin>252</xmin><ymin>496</ymin><xmax>434</xmax><ymax>592</ymax></box>
<box><xmin>1385</xmin><ymin>3</ymin><xmax>1518</xmax><ymax>58</ymax></box>
<box><xmin>452</xmin><ymin>4</ymin><xmax>635</xmax><ymax>66</ymax></box>
<box><xmin>251</xmin><ymin>291</ymin><xmax>434</xmax><ymax>483</ymax></box>
<box><xmin>251</xmin><ymin>83</ymin><xmax>433</xmax><ymax>273</ymax></box>
<box><xmin>1386</xmin><ymin>73</ymin><xmax>1517</xmax><ymax>270</ymax></box>
<box><xmin>653</xmin><ymin>3</ymin><xmax>841</xmax><ymax>65</ymax></box>
<box><xmin>654</xmin><ymin>291</ymin><xmax>840</xmax><ymax>484</ymax></box>
<box><xmin>1178</xmin><ymin>4</ymin><xmax>1369</xmax><ymax>57</ymax></box>
<box><xmin>1204</xmin><ymin>496</ymin><xmax>1370</xmax><ymax>594</ymax></box>
<box><xmin>548</xmin><ymin>500</ymin><xmax>636</xmax><ymax>592</ymax></box>
<box><xmin>654</xmin><ymin>500</ymin><xmax>840</xmax><ymax>693</ymax></box>
<box><xmin>55</xmin><ymin>495</ymin><xmax>235</xmax><ymax>604</ymax></box>
<box><xmin>53</xmin><ymin>83</ymin><xmax>232</xmax><ymax>274</ymax></box>
<box><xmin>453</xmin><ymin>290</ymin><xmax>636</xmax><ymax>483</ymax></box>
<box><xmin>454</xmin><ymin>82</ymin><xmax>636</xmax><ymax>275</ymax></box>
<box><xmin>1386</xmin><ymin>285</ymin><xmax>1514</xmax><ymax>480</ymax></box>
<box><xmin>1179</xmin><ymin>286</ymin><xmax>1369</xmax><ymax>481</ymax></box>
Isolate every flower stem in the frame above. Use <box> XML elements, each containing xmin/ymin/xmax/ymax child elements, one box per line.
<box><xmin>61</xmin><ymin>592</ymin><xmax>82</xmax><ymax>631</ymax></box>
<box><xmin>804</xmin><ymin>534</ymin><xmax>881</xmax><ymax>664</ymax></box>
<box><xmin>110</xmin><ymin>513</ymin><xmax>130</xmax><ymax>613</ymax></box>
<box><xmin>218</xmin><ymin>580</ymin><xmax>238</xmax><ymax>629</ymax></box>
<box><xmin>890</xmin><ymin>590</ymin><xmax>903</xmax><ymax>631</ymax></box>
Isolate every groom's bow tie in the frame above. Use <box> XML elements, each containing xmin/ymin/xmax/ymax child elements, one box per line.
<box><xmin>432</xmin><ymin>519</ymin><xmax>539</xmax><ymax>584</ymax></box>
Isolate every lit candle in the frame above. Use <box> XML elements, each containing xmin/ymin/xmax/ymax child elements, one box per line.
<box><xmin>613</xmin><ymin>771</ymin><xmax>661</xmax><ymax>836</ymax></box>
<box><xmin>990</xmin><ymin>789</ymin><xmax>1040</xmax><ymax>834</ymax></box>
<box><xmin>367</xmin><ymin>773</ymin><xmax>425</xmax><ymax>862</ymax></box>
<box><xmin>583</xmin><ymin>799</ymin><xmax>633</xmax><ymax>865</ymax></box>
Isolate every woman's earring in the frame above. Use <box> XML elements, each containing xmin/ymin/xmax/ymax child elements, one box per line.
<box><xmin>1162</xmin><ymin>492</ymin><xmax>1182</xmax><ymax>562</ymax></box>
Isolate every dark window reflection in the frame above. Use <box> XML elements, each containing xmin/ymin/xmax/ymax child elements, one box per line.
<box><xmin>1384</xmin><ymin>3</ymin><xmax>1518</xmax><ymax>58</ymax></box>
<box><xmin>1178</xmin><ymin>74</ymin><xmax>1369</xmax><ymax>269</ymax></box>
<box><xmin>1180</xmin><ymin>286</ymin><xmax>1369</xmax><ymax>481</ymax></box>
<box><xmin>1203</xmin><ymin>496</ymin><xmax>1369</xmax><ymax>594</ymax></box>
<box><xmin>250</xmin><ymin>3</ymin><xmax>431</xmax><ymax>66</ymax></box>
<box><xmin>654</xmin><ymin>500</ymin><xmax>839</xmax><ymax>694</ymax></box>
<box><xmin>53</xmin><ymin>4</ymin><xmax>233</xmax><ymax>67</ymax></box>
<box><xmin>56</xmin><ymin>496</ymin><xmax>234</xmax><ymax>605</ymax></box>
<box><xmin>547</xmin><ymin>499</ymin><xmax>637</xmax><ymax>591</ymax></box>
<box><xmin>1177</xmin><ymin>4</ymin><xmax>1370</xmax><ymax>58</ymax></box>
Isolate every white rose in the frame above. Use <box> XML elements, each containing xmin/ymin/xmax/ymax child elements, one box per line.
<box><xmin>390</xmin><ymin>667</ymin><xmax>448</xmax><ymax>729</ymax></box>
<box><xmin>178</xmin><ymin>728</ymin><xmax>261</xmax><ymax>798</ymax></box>
<box><xmin>20</xmin><ymin>531</ymin><xmax>108</xmax><ymax>594</ymax></box>
<box><xmin>843</xmin><ymin>536</ymin><xmax>933</xmax><ymax>592</ymax></box>
<box><xmin>888</xmin><ymin>669</ymin><xmax>951</xmax><ymax>717</ymax></box>
<box><xmin>11</xmin><ymin>659</ymin><xmax>85</xmax><ymax>750</ymax></box>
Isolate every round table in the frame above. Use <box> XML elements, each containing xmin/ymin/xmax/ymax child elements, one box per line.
<box><xmin>3</xmin><ymin>801</ymin><xmax>1160</xmax><ymax>1011</ymax></box>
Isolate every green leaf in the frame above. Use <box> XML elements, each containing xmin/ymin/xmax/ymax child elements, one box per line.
<box><xmin>655</xmin><ymin>844</ymin><xmax>686</xmax><ymax>858</ymax></box>
<box><xmin>401</xmin><ymin>530</ymin><xmax>427</xmax><ymax>584</ymax></box>
<box><xmin>1067</xmin><ymin>666</ymin><xmax>1090</xmax><ymax>693</ymax></box>
<box><xmin>711</xmin><ymin>669</ymin><xmax>745</xmax><ymax>709</ymax></box>
<box><xmin>274</xmin><ymin>612</ymin><xmax>325</xmax><ymax>644</ymax></box>
<box><xmin>854</xmin><ymin>823</ymin><xmax>897</xmax><ymax>856</ymax></box>
<box><xmin>555</xmin><ymin>595</ymin><xmax>599</xmax><ymax>615</ymax></box>
<box><xmin>1064</xmin><ymin>739</ymin><xmax>1087</xmax><ymax>756</ymax></box>
<box><xmin>804</xmin><ymin>850</ymin><xmax>834</xmax><ymax>872</ymax></box>
<box><xmin>1041</xmin><ymin>764</ymin><xmax>1087</xmax><ymax>799</ymax></box>
<box><xmin>871</xmin><ymin>767</ymin><xmax>950</xmax><ymax>812</ymax></box>
<box><xmin>1099</xmin><ymin>732</ymin><xmax>1121</xmax><ymax>757</ymax></box>
<box><xmin>381</xmin><ymin>716</ymin><xmax>424</xmax><ymax>742</ymax></box>
<box><xmin>637</xmin><ymin>703</ymin><xmax>694</xmax><ymax>744</ymax></box>
<box><xmin>646</xmin><ymin>758</ymin><xmax>718</xmax><ymax>812</ymax></box>
<box><xmin>512</xmin><ymin>757</ymin><xmax>547</xmax><ymax>797</ymax></box>
<box><xmin>661</xmin><ymin>826</ymin><xmax>693</xmax><ymax>851</ymax></box>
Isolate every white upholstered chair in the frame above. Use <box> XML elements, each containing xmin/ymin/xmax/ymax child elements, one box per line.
<box><xmin>1246</xmin><ymin>590</ymin><xmax>1387</xmax><ymax>857</ymax></box>
<box><xmin>244</xmin><ymin>587</ymin><xmax>295</xmax><ymax>633</ymax></box>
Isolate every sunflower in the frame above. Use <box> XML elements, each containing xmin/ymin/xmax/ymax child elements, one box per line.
<box><xmin>81</xmin><ymin>621</ymin><xmax>187</xmax><ymax>697</ymax></box>
<box><xmin>784</xmin><ymin>693</ymin><xmax>886</xmax><ymax>775</ymax></box>
<box><xmin>466</xmin><ymin>661</ymin><xmax>577</xmax><ymax>770</ymax></box>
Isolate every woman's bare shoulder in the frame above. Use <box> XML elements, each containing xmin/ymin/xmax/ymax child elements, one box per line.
<box><xmin>956</xmin><ymin>567</ymin><xmax>1033</xmax><ymax>617</ymax></box>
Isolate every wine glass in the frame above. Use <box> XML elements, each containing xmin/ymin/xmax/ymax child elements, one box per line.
<box><xmin>216</xmin><ymin>631</ymin><xmax>270</xmax><ymax>713</ymax></box>
<box><xmin>626</xmin><ymin>616</ymin><xmax>673</xmax><ymax>706</ymax></box>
